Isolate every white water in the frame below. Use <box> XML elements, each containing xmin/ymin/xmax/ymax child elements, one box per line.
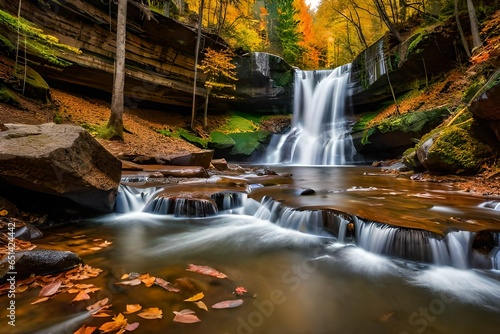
<box><xmin>265</xmin><ymin>65</ymin><xmax>358</xmax><ymax>165</ymax></box>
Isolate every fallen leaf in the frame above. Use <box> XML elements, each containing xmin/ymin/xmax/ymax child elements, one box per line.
<box><xmin>154</xmin><ymin>277</ymin><xmax>180</xmax><ymax>292</ymax></box>
<box><xmin>0</xmin><ymin>209</ymin><xmax>8</xmax><ymax>216</ymax></box>
<box><xmin>39</xmin><ymin>280</ymin><xmax>62</xmax><ymax>297</ymax></box>
<box><xmin>124</xmin><ymin>304</ymin><xmax>142</xmax><ymax>314</ymax></box>
<box><xmin>31</xmin><ymin>297</ymin><xmax>49</xmax><ymax>304</ymax></box>
<box><xmin>186</xmin><ymin>264</ymin><xmax>227</xmax><ymax>279</ymax></box>
<box><xmin>125</xmin><ymin>322</ymin><xmax>139</xmax><ymax>331</ymax></box>
<box><xmin>91</xmin><ymin>312</ymin><xmax>112</xmax><ymax>318</ymax></box>
<box><xmin>115</xmin><ymin>279</ymin><xmax>142</xmax><ymax>286</ymax></box>
<box><xmin>140</xmin><ymin>274</ymin><xmax>156</xmax><ymax>287</ymax></box>
<box><xmin>379</xmin><ymin>312</ymin><xmax>395</xmax><ymax>322</ymax></box>
<box><xmin>86</xmin><ymin>298</ymin><xmax>109</xmax><ymax>313</ymax></box>
<box><xmin>72</xmin><ymin>290</ymin><xmax>90</xmax><ymax>302</ymax></box>
<box><xmin>73</xmin><ymin>324</ymin><xmax>97</xmax><ymax>334</ymax></box>
<box><xmin>89</xmin><ymin>247</ymin><xmax>102</xmax><ymax>251</ymax></box>
<box><xmin>137</xmin><ymin>307</ymin><xmax>163</xmax><ymax>319</ymax></box>
<box><xmin>184</xmin><ymin>292</ymin><xmax>204</xmax><ymax>302</ymax></box>
<box><xmin>194</xmin><ymin>301</ymin><xmax>208</xmax><ymax>311</ymax></box>
<box><xmin>98</xmin><ymin>241</ymin><xmax>112</xmax><ymax>247</ymax></box>
<box><xmin>75</xmin><ymin>284</ymin><xmax>94</xmax><ymax>289</ymax></box>
<box><xmin>173</xmin><ymin>309</ymin><xmax>201</xmax><ymax>323</ymax></box>
<box><xmin>99</xmin><ymin>313</ymin><xmax>128</xmax><ymax>333</ymax></box>
<box><xmin>212</xmin><ymin>299</ymin><xmax>244</xmax><ymax>309</ymax></box>
<box><xmin>120</xmin><ymin>273</ymin><xmax>130</xmax><ymax>280</ymax></box>
<box><xmin>235</xmin><ymin>287</ymin><xmax>247</xmax><ymax>296</ymax></box>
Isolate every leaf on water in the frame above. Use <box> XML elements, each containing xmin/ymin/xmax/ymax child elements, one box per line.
<box><xmin>73</xmin><ymin>324</ymin><xmax>97</xmax><ymax>334</ymax></box>
<box><xmin>72</xmin><ymin>290</ymin><xmax>90</xmax><ymax>302</ymax></box>
<box><xmin>86</xmin><ymin>297</ymin><xmax>109</xmax><ymax>313</ymax></box>
<box><xmin>235</xmin><ymin>286</ymin><xmax>247</xmax><ymax>296</ymax></box>
<box><xmin>137</xmin><ymin>307</ymin><xmax>163</xmax><ymax>319</ymax></box>
<box><xmin>140</xmin><ymin>274</ymin><xmax>156</xmax><ymax>287</ymax></box>
<box><xmin>125</xmin><ymin>322</ymin><xmax>139</xmax><ymax>331</ymax></box>
<box><xmin>154</xmin><ymin>277</ymin><xmax>180</xmax><ymax>292</ymax></box>
<box><xmin>84</xmin><ymin>287</ymin><xmax>100</xmax><ymax>294</ymax></box>
<box><xmin>91</xmin><ymin>312</ymin><xmax>112</xmax><ymax>318</ymax></box>
<box><xmin>173</xmin><ymin>309</ymin><xmax>201</xmax><ymax>323</ymax></box>
<box><xmin>184</xmin><ymin>292</ymin><xmax>204</xmax><ymax>302</ymax></box>
<box><xmin>31</xmin><ymin>297</ymin><xmax>49</xmax><ymax>304</ymax></box>
<box><xmin>75</xmin><ymin>284</ymin><xmax>94</xmax><ymax>289</ymax></box>
<box><xmin>379</xmin><ymin>312</ymin><xmax>395</xmax><ymax>323</ymax></box>
<box><xmin>212</xmin><ymin>299</ymin><xmax>244</xmax><ymax>309</ymax></box>
<box><xmin>89</xmin><ymin>247</ymin><xmax>102</xmax><ymax>251</ymax></box>
<box><xmin>120</xmin><ymin>273</ymin><xmax>130</xmax><ymax>280</ymax></box>
<box><xmin>39</xmin><ymin>280</ymin><xmax>62</xmax><ymax>297</ymax></box>
<box><xmin>194</xmin><ymin>301</ymin><xmax>208</xmax><ymax>311</ymax></box>
<box><xmin>98</xmin><ymin>241</ymin><xmax>112</xmax><ymax>247</ymax></box>
<box><xmin>186</xmin><ymin>264</ymin><xmax>228</xmax><ymax>279</ymax></box>
<box><xmin>99</xmin><ymin>313</ymin><xmax>128</xmax><ymax>333</ymax></box>
<box><xmin>115</xmin><ymin>279</ymin><xmax>142</xmax><ymax>286</ymax></box>
<box><xmin>0</xmin><ymin>209</ymin><xmax>8</xmax><ymax>216</ymax></box>
<box><xmin>124</xmin><ymin>304</ymin><xmax>142</xmax><ymax>314</ymax></box>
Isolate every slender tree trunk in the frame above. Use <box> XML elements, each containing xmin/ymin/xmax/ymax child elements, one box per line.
<box><xmin>455</xmin><ymin>0</ymin><xmax>471</xmax><ymax>58</ymax></box>
<box><xmin>191</xmin><ymin>0</ymin><xmax>204</xmax><ymax>130</ymax></box>
<box><xmin>373</xmin><ymin>0</ymin><xmax>402</xmax><ymax>43</ymax></box>
<box><xmin>108</xmin><ymin>0</ymin><xmax>127</xmax><ymax>140</ymax></box>
<box><xmin>466</xmin><ymin>0</ymin><xmax>481</xmax><ymax>51</ymax></box>
<box><xmin>204</xmin><ymin>87</ymin><xmax>211</xmax><ymax>127</ymax></box>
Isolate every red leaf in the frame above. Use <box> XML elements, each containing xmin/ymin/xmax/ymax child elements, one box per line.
<box><xmin>173</xmin><ymin>309</ymin><xmax>201</xmax><ymax>323</ymax></box>
<box><xmin>235</xmin><ymin>286</ymin><xmax>247</xmax><ymax>296</ymax></box>
<box><xmin>154</xmin><ymin>277</ymin><xmax>180</xmax><ymax>292</ymax></box>
<box><xmin>125</xmin><ymin>322</ymin><xmax>140</xmax><ymax>331</ymax></box>
<box><xmin>186</xmin><ymin>264</ymin><xmax>227</xmax><ymax>279</ymax></box>
<box><xmin>39</xmin><ymin>280</ymin><xmax>62</xmax><ymax>297</ymax></box>
<box><xmin>212</xmin><ymin>299</ymin><xmax>244</xmax><ymax>309</ymax></box>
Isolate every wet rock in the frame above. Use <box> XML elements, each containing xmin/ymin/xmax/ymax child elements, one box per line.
<box><xmin>165</xmin><ymin>150</ymin><xmax>214</xmax><ymax>169</ymax></box>
<box><xmin>469</xmin><ymin>83</ymin><xmax>500</xmax><ymax>142</ymax></box>
<box><xmin>143</xmin><ymin>196</ymin><xmax>218</xmax><ymax>217</ymax></box>
<box><xmin>142</xmin><ymin>165</ymin><xmax>209</xmax><ymax>178</ymax></box>
<box><xmin>211</xmin><ymin>158</ymin><xmax>229</xmax><ymax>171</ymax></box>
<box><xmin>472</xmin><ymin>231</ymin><xmax>495</xmax><ymax>253</ymax></box>
<box><xmin>14</xmin><ymin>223</ymin><xmax>43</xmax><ymax>241</ymax></box>
<box><xmin>0</xmin><ymin>123</ymin><xmax>121</xmax><ymax>212</ymax></box>
<box><xmin>0</xmin><ymin>123</ymin><xmax>7</xmax><ymax>131</ymax></box>
<box><xmin>0</xmin><ymin>249</ymin><xmax>82</xmax><ymax>281</ymax></box>
<box><xmin>300</xmin><ymin>188</ymin><xmax>316</xmax><ymax>196</ymax></box>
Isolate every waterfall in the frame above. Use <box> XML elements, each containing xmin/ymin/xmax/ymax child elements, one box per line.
<box><xmin>265</xmin><ymin>64</ymin><xmax>358</xmax><ymax>165</ymax></box>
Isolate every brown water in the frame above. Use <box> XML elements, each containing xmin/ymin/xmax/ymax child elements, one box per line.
<box><xmin>2</xmin><ymin>166</ymin><xmax>500</xmax><ymax>334</ymax></box>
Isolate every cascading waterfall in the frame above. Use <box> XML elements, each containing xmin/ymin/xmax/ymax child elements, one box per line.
<box><xmin>265</xmin><ymin>64</ymin><xmax>358</xmax><ymax>165</ymax></box>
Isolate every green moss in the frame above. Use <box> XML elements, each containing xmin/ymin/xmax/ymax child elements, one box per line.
<box><xmin>0</xmin><ymin>33</ymin><xmax>14</xmax><ymax>52</ymax></box>
<box><xmin>463</xmin><ymin>77</ymin><xmax>486</xmax><ymax>103</ymax></box>
<box><xmin>424</xmin><ymin>120</ymin><xmax>494</xmax><ymax>173</ymax></box>
<box><xmin>219</xmin><ymin>113</ymin><xmax>259</xmax><ymax>133</ymax></box>
<box><xmin>178</xmin><ymin>128</ymin><xmax>208</xmax><ymax>148</ymax></box>
<box><xmin>229</xmin><ymin>130</ymin><xmax>270</xmax><ymax>156</ymax></box>
<box><xmin>0</xmin><ymin>84</ymin><xmax>20</xmax><ymax>106</ymax></box>
<box><xmin>377</xmin><ymin>107</ymin><xmax>450</xmax><ymax>134</ymax></box>
<box><xmin>0</xmin><ymin>9</ymin><xmax>80</xmax><ymax>66</ymax></box>
<box><xmin>208</xmin><ymin>131</ymin><xmax>235</xmax><ymax>149</ymax></box>
<box><xmin>361</xmin><ymin>128</ymin><xmax>375</xmax><ymax>145</ymax></box>
<box><xmin>406</xmin><ymin>32</ymin><xmax>426</xmax><ymax>57</ymax></box>
<box><xmin>352</xmin><ymin>111</ymin><xmax>379</xmax><ymax>132</ymax></box>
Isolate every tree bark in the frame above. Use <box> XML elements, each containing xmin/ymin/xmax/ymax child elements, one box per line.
<box><xmin>455</xmin><ymin>0</ymin><xmax>471</xmax><ymax>58</ymax></box>
<box><xmin>466</xmin><ymin>0</ymin><xmax>481</xmax><ymax>51</ymax></box>
<box><xmin>191</xmin><ymin>0</ymin><xmax>205</xmax><ymax>129</ymax></box>
<box><xmin>373</xmin><ymin>0</ymin><xmax>402</xmax><ymax>43</ymax></box>
<box><xmin>107</xmin><ymin>0</ymin><xmax>127</xmax><ymax>140</ymax></box>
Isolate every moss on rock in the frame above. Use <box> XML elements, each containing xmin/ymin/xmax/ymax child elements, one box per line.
<box><xmin>208</xmin><ymin>131</ymin><xmax>235</xmax><ymax>150</ymax></box>
<box><xmin>228</xmin><ymin>130</ymin><xmax>270</xmax><ymax>157</ymax></box>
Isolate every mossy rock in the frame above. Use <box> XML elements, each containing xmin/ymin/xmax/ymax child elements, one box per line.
<box><xmin>416</xmin><ymin>120</ymin><xmax>494</xmax><ymax>174</ymax></box>
<box><xmin>228</xmin><ymin>130</ymin><xmax>271</xmax><ymax>157</ymax></box>
<box><xmin>208</xmin><ymin>131</ymin><xmax>235</xmax><ymax>150</ymax></box>
<box><xmin>178</xmin><ymin>128</ymin><xmax>208</xmax><ymax>149</ymax></box>
<box><xmin>0</xmin><ymin>84</ymin><xmax>20</xmax><ymax>107</ymax></box>
<box><xmin>21</xmin><ymin>65</ymin><xmax>51</xmax><ymax>103</ymax></box>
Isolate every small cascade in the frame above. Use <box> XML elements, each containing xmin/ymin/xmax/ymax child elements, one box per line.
<box><xmin>429</xmin><ymin>231</ymin><xmax>474</xmax><ymax>269</ymax></box>
<box><xmin>115</xmin><ymin>185</ymin><xmax>161</xmax><ymax>213</ymax></box>
<box><xmin>210</xmin><ymin>192</ymin><xmax>247</xmax><ymax>212</ymax></box>
<box><xmin>143</xmin><ymin>197</ymin><xmax>218</xmax><ymax>217</ymax></box>
<box><xmin>265</xmin><ymin>64</ymin><xmax>358</xmax><ymax>165</ymax></box>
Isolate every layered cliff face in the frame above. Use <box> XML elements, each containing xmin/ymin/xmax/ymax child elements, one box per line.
<box><xmin>0</xmin><ymin>0</ymin><xmax>226</xmax><ymax>107</ymax></box>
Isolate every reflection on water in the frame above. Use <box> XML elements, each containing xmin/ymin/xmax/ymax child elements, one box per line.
<box><xmin>2</xmin><ymin>167</ymin><xmax>500</xmax><ymax>334</ymax></box>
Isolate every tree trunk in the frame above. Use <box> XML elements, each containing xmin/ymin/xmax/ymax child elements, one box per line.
<box><xmin>466</xmin><ymin>0</ymin><xmax>481</xmax><ymax>51</ymax></box>
<box><xmin>455</xmin><ymin>0</ymin><xmax>471</xmax><ymax>58</ymax></box>
<box><xmin>373</xmin><ymin>0</ymin><xmax>402</xmax><ymax>43</ymax></box>
<box><xmin>191</xmin><ymin>0</ymin><xmax>204</xmax><ymax>130</ymax></box>
<box><xmin>107</xmin><ymin>0</ymin><xmax>127</xmax><ymax>140</ymax></box>
<box><xmin>204</xmin><ymin>87</ymin><xmax>211</xmax><ymax>127</ymax></box>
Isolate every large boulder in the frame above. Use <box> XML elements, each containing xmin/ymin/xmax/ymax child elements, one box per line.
<box><xmin>469</xmin><ymin>83</ymin><xmax>500</xmax><ymax>141</ymax></box>
<box><xmin>0</xmin><ymin>123</ymin><xmax>121</xmax><ymax>212</ymax></box>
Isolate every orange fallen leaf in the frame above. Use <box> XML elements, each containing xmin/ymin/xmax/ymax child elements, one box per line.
<box><xmin>212</xmin><ymin>299</ymin><xmax>244</xmax><ymax>309</ymax></box>
<box><xmin>0</xmin><ymin>209</ymin><xmax>8</xmax><ymax>216</ymax></box>
<box><xmin>137</xmin><ymin>307</ymin><xmax>163</xmax><ymax>319</ymax></box>
<box><xmin>73</xmin><ymin>324</ymin><xmax>97</xmax><ymax>334</ymax></box>
<box><xmin>99</xmin><ymin>313</ymin><xmax>128</xmax><ymax>333</ymax></box>
<box><xmin>140</xmin><ymin>274</ymin><xmax>156</xmax><ymax>287</ymax></box>
<box><xmin>72</xmin><ymin>290</ymin><xmax>90</xmax><ymax>302</ymax></box>
<box><xmin>91</xmin><ymin>312</ymin><xmax>113</xmax><ymax>318</ymax></box>
<box><xmin>124</xmin><ymin>304</ymin><xmax>142</xmax><ymax>314</ymax></box>
<box><xmin>154</xmin><ymin>277</ymin><xmax>180</xmax><ymax>292</ymax></box>
<box><xmin>39</xmin><ymin>280</ymin><xmax>62</xmax><ymax>297</ymax></box>
<box><xmin>173</xmin><ymin>309</ymin><xmax>201</xmax><ymax>323</ymax></box>
<box><xmin>184</xmin><ymin>292</ymin><xmax>204</xmax><ymax>302</ymax></box>
<box><xmin>194</xmin><ymin>301</ymin><xmax>208</xmax><ymax>311</ymax></box>
<box><xmin>120</xmin><ymin>273</ymin><xmax>130</xmax><ymax>280</ymax></box>
<box><xmin>186</xmin><ymin>264</ymin><xmax>227</xmax><ymax>279</ymax></box>
<box><xmin>31</xmin><ymin>297</ymin><xmax>49</xmax><ymax>304</ymax></box>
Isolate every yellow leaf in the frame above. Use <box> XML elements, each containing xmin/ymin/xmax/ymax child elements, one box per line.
<box><xmin>0</xmin><ymin>209</ymin><xmax>8</xmax><ymax>216</ymax></box>
<box><xmin>137</xmin><ymin>307</ymin><xmax>163</xmax><ymax>319</ymax></box>
<box><xmin>120</xmin><ymin>273</ymin><xmax>129</xmax><ymax>280</ymax></box>
<box><xmin>141</xmin><ymin>275</ymin><xmax>156</xmax><ymax>288</ymax></box>
<box><xmin>184</xmin><ymin>292</ymin><xmax>204</xmax><ymax>302</ymax></box>
<box><xmin>124</xmin><ymin>304</ymin><xmax>142</xmax><ymax>314</ymax></box>
<box><xmin>194</xmin><ymin>300</ymin><xmax>208</xmax><ymax>311</ymax></box>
